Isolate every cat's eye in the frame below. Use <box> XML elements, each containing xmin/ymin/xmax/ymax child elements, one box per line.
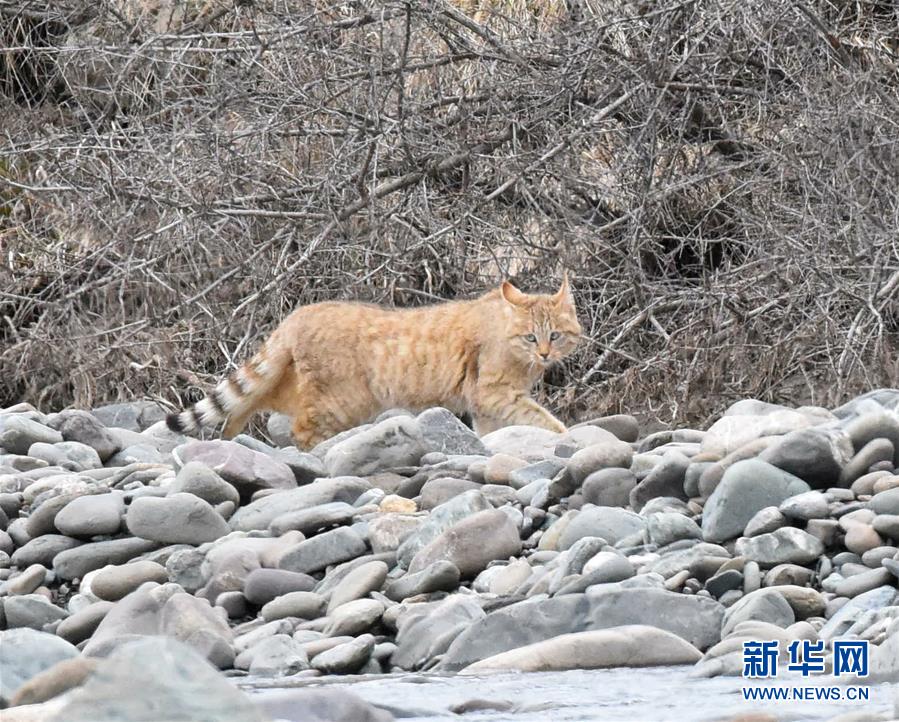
<box><xmin>525</xmin><ymin>334</ymin><xmax>537</xmax><ymax>343</ymax></box>
<box><xmin>549</xmin><ymin>331</ymin><xmax>561</xmax><ymax>341</ymax></box>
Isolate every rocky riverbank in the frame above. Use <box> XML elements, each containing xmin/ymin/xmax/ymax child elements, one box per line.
<box><xmin>1</xmin><ymin>392</ymin><xmax>898</xmax><ymax>720</ymax></box>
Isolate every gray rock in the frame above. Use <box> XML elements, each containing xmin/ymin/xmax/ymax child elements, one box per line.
<box><xmin>508</xmin><ymin>459</ymin><xmax>566</xmax><ymax>490</ymax></box>
<box><xmin>325</xmin><ymin>598</ymin><xmax>384</xmax><ymax>637</ymax></box>
<box><xmin>229</xmin><ymin>477</ymin><xmax>371</xmax><ymax>532</ymax></box>
<box><xmin>366</xmin><ymin>513</ymin><xmax>424</xmax><ymax>554</ymax></box>
<box><xmin>54</xmin><ymin>493</ymin><xmax>124</xmax><ymax>538</ymax></box>
<box><xmin>385</xmin><ymin>560</ymin><xmax>461</xmax><ymax>601</ymax></box>
<box><xmin>819</xmin><ymin>585</ymin><xmax>897</xmax><ymax>640</ymax></box>
<box><xmin>0</xmin><ymin>628</ymin><xmax>79</xmax><ymax>707</ymax></box>
<box><xmin>581</xmin><ymin>468</ymin><xmax>637</xmax><ymax>508</ymax></box>
<box><xmin>565</xmin><ymin>438</ymin><xmax>634</xmax><ymax>486</ymax></box>
<box><xmin>743</xmin><ymin>506</ymin><xmax>787</xmax><ymax>537</ymax></box>
<box><xmin>4</xmin><ymin>593</ymin><xmax>68</xmax><ymax>629</ymax></box>
<box><xmin>461</xmin><ymin>625</ymin><xmax>701</xmax><ymax>673</ymax></box>
<box><xmin>106</xmin><ymin>444</ymin><xmax>165</xmax><ymax>467</ymax></box>
<box><xmin>272</xmin><ymin>448</ymin><xmax>326</xmax><ymax>485</ymax></box>
<box><xmin>311</xmin><ymin>634</ymin><xmax>375</xmax><ymax>674</ymax></box>
<box><xmin>327</xmin><ymin>561</ymin><xmax>388</xmax><ymax>612</ymax></box>
<box><xmin>49</xmin><ymin>637</ymin><xmax>264</xmax><ymax>722</ymax></box>
<box><xmin>575</xmin><ymin>414</ymin><xmax>640</xmax><ymax>443</ymax></box>
<box><xmin>243</xmin><ymin>569</ymin><xmax>316</xmax><ymax>606</ymax></box>
<box><xmin>267</xmin><ymin>413</ymin><xmax>294</xmax><ymax>448</ymax></box>
<box><xmin>91</xmin><ymin>561</ymin><xmax>169</xmax><ymax>601</ymax></box>
<box><xmin>556</xmin><ymin>506</ymin><xmax>645</xmax><ymax>550</ymax></box>
<box><xmin>396</xmin><ymin>489</ymin><xmax>491</xmax><ymax>568</ymax></box>
<box><xmin>392</xmin><ymin>595</ymin><xmax>486</xmax><ymax>670</ymax></box>
<box><xmin>840</xmin><ymin>438</ymin><xmax>896</xmax><ymax>486</ymax></box>
<box><xmin>437</xmin><ymin>587</ymin><xmax>724</xmax><ymax>671</ymax></box>
<box><xmin>54</xmin><ymin>538</ymin><xmax>159</xmax><ymax>580</ymax></box>
<box><xmin>164</xmin><ymin>547</ymin><xmax>206</xmax><ymax>593</ymax></box>
<box><xmin>646</xmin><ymin>512</ymin><xmax>702</xmax><ymax>547</ymax></box>
<box><xmin>735</xmin><ymin>527</ymin><xmax>825</xmax><ymax>567</ymax></box>
<box><xmin>278</xmin><ymin>527</ymin><xmax>367</xmax><ymax>575</ymax></box>
<box><xmin>721</xmin><ymin>588</ymin><xmax>795</xmax><ymax>637</ymax></box>
<box><xmin>51</xmin><ymin>410</ymin><xmax>119</xmax><ymax>461</ymax></box>
<box><xmin>869</xmin><ymin>487</ymin><xmax>899</xmax><ymax>515</ymax></box>
<box><xmin>702</xmin><ymin>459</ymin><xmax>811</xmax><ymax>542</ymax></box>
<box><xmin>126</xmin><ymin>493</ymin><xmax>230</xmax><ymax>545</ymax></box>
<box><xmin>169</xmin><ymin>462</ymin><xmax>240</xmax><ymax>506</ymax></box>
<box><xmin>4</xmin><ymin>563</ymin><xmax>47</xmax><ymax>596</ymax></box>
<box><xmin>56</xmin><ymin>601</ymin><xmax>114</xmax><ymax>645</ymax></box>
<box><xmin>0</xmin><ymin>416</ymin><xmax>63</xmax><ymax>454</ymax></box>
<box><xmin>759</xmin><ymin>427</ymin><xmax>852</xmax><ymax>488</ymax></box>
<box><xmin>419</xmin><ymin>477</ymin><xmax>481</xmax><ymax>509</ymax></box>
<box><xmin>261</xmin><ymin>591</ymin><xmax>326</xmax><ymax>621</ymax></box>
<box><xmin>84</xmin><ymin>583</ymin><xmax>234</xmax><ymax>668</ymax></box>
<box><xmin>833</xmin><ymin>567</ymin><xmax>893</xmax><ymax>598</ymax></box>
<box><xmin>844</xmin><ymin>411</ymin><xmax>899</xmax><ymax>466</ymax></box>
<box><xmin>630</xmin><ymin>451</ymin><xmax>690</xmax><ymax>512</ymax></box>
<box><xmin>701</xmin><ymin>408</ymin><xmax>817</xmax><ymax>458</ymax></box>
<box><xmin>269</xmin><ymin>501</ymin><xmax>357</xmax><ymax>536</ymax></box>
<box><xmin>417</xmin><ymin>408</ymin><xmax>487</xmax><ymax>456</ymax></box>
<box><xmin>175</xmin><ymin>440</ymin><xmax>296</xmax><ymax>496</ymax></box>
<box><xmin>705</xmin><ymin>569</ymin><xmax>743</xmax><ymax>598</ymax></box>
<box><xmin>91</xmin><ymin>402</ymin><xmax>166</xmax><ymax>432</ymax></box>
<box><xmin>408</xmin><ymin>508</ymin><xmax>522</xmax><ymax>579</ymax></box>
<box><xmin>11</xmin><ymin>535</ymin><xmax>82</xmax><ymax>568</ymax></box>
<box><xmin>28</xmin><ymin>441</ymin><xmax>103</xmax><ymax>471</ymax></box>
<box><xmin>778</xmin><ymin>490</ymin><xmax>829</xmax><ymax>520</ymax></box>
<box><xmin>480</xmin><ymin>425</ymin><xmax>560</xmax><ymax>460</ymax></box>
<box><xmin>324</xmin><ymin>416</ymin><xmax>426</xmax><ymax>477</ymax></box>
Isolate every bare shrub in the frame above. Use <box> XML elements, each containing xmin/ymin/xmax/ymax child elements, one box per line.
<box><xmin>1</xmin><ymin>0</ymin><xmax>897</xmax><ymax>427</ymax></box>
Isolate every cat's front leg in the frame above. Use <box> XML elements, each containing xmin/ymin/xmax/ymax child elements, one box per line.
<box><xmin>474</xmin><ymin>388</ymin><xmax>566</xmax><ymax>434</ymax></box>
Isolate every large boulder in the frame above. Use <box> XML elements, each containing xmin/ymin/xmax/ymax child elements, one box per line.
<box><xmin>702</xmin><ymin>459</ymin><xmax>810</xmax><ymax>542</ymax></box>
<box><xmin>323</xmin><ymin>416</ymin><xmax>426</xmax><ymax>477</ymax></box>
<box><xmin>460</xmin><ymin>625</ymin><xmax>701</xmax><ymax>673</ymax></box>
<box><xmin>0</xmin><ymin>629</ymin><xmax>79</xmax><ymax>707</ymax></box>
<box><xmin>48</xmin><ymin>637</ymin><xmax>265</xmax><ymax>722</ymax></box>
<box><xmin>436</xmin><ymin>586</ymin><xmax>724</xmax><ymax>671</ymax></box>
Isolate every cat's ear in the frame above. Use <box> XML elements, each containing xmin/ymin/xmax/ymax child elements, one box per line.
<box><xmin>554</xmin><ymin>271</ymin><xmax>574</xmax><ymax>307</ymax></box>
<box><xmin>500</xmin><ymin>280</ymin><xmax>527</xmax><ymax>306</ymax></box>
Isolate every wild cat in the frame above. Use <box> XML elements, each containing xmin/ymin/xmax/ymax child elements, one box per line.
<box><xmin>166</xmin><ymin>276</ymin><xmax>581</xmax><ymax>449</ymax></box>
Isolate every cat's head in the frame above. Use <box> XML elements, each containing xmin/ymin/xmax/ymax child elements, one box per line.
<box><xmin>499</xmin><ymin>274</ymin><xmax>581</xmax><ymax>368</ymax></box>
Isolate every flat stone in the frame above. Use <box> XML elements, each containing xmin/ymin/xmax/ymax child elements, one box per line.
<box><xmin>260</xmin><ymin>591</ymin><xmax>326</xmax><ymax>622</ymax></box>
<box><xmin>268</xmin><ymin>501</ymin><xmax>357</xmax><ymax>536</ymax></box>
<box><xmin>229</xmin><ymin>477</ymin><xmax>371</xmax><ymax>532</ymax></box>
<box><xmin>325</xmin><ymin>598</ymin><xmax>384</xmax><ymax>637</ymax></box>
<box><xmin>778</xmin><ymin>491</ymin><xmax>829</xmax><ymax>520</ymax></box>
<box><xmin>11</xmin><ymin>535</ymin><xmax>82</xmax><ymax>569</ymax></box>
<box><xmin>408</xmin><ymin>508</ymin><xmax>522</xmax><ymax>579</ymax></box>
<box><xmin>327</xmin><ymin>561</ymin><xmax>388</xmax><ymax>612</ymax></box>
<box><xmin>556</xmin><ymin>506</ymin><xmax>645</xmax><ymax>550</ymax></box>
<box><xmin>243</xmin><ymin>569</ymin><xmax>316</xmax><ymax>606</ymax></box>
<box><xmin>629</xmin><ymin>451</ymin><xmax>690</xmax><ymax>512</ymax></box>
<box><xmin>385</xmin><ymin>560</ymin><xmax>461</xmax><ymax>601</ymax></box>
<box><xmin>735</xmin><ymin>528</ymin><xmax>824</xmax><ymax>567</ymax></box>
<box><xmin>311</xmin><ymin>634</ymin><xmax>375</xmax><ymax>674</ymax></box>
<box><xmin>646</xmin><ymin>512</ymin><xmax>702</xmax><ymax>547</ymax></box>
<box><xmin>56</xmin><ymin>601</ymin><xmax>114</xmax><ymax>645</ymax></box>
<box><xmin>91</xmin><ymin>561</ymin><xmax>169</xmax><ymax>601</ymax></box>
<box><xmin>460</xmin><ymin>625</ymin><xmax>701</xmax><ymax>673</ymax></box>
<box><xmin>480</xmin><ymin>425</ymin><xmax>561</xmax><ymax>461</ymax></box>
<box><xmin>396</xmin><ymin>490</ymin><xmax>491</xmax><ymax>568</ymax></box>
<box><xmin>870</xmin><ymin>487</ymin><xmax>899</xmax><ymax>515</ymax></box>
<box><xmin>126</xmin><ymin>493</ymin><xmax>230</xmax><ymax>545</ymax></box>
<box><xmin>51</xmin><ymin>410</ymin><xmax>119</xmax><ymax>461</ymax></box>
<box><xmin>54</xmin><ymin>493</ymin><xmax>124</xmax><ymax>538</ymax></box>
<box><xmin>4</xmin><ymin>594</ymin><xmax>68</xmax><ymax>629</ymax></box>
<box><xmin>437</xmin><ymin>587</ymin><xmax>724</xmax><ymax>671</ymax></box>
<box><xmin>0</xmin><ymin>417</ymin><xmax>63</xmax><ymax>455</ymax></box>
<box><xmin>54</xmin><ymin>538</ymin><xmax>159</xmax><ymax>581</ymax></box>
<box><xmin>743</xmin><ymin>506</ymin><xmax>787</xmax><ymax>537</ymax></box>
<box><xmin>278</xmin><ymin>527</ymin><xmax>367</xmax><ymax>575</ymax></box>
<box><xmin>4</xmin><ymin>564</ymin><xmax>47</xmax><ymax>596</ymax></box>
<box><xmin>721</xmin><ymin>589</ymin><xmax>795</xmax><ymax>637</ymax></box>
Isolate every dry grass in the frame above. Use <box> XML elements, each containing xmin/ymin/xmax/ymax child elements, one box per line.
<box><xmin>1</xmin><ymin>0</ymin><xmax>898</xmax><ymax>429</ymax></box>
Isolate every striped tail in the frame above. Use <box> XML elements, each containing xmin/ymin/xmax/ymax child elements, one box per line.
<box><xmin>166</xmin><ymin>344</ymin><xmax>285</xmax><ymax>437</ymax></box>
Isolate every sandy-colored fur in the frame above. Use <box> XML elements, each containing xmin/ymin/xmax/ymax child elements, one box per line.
<box><xmin>168</xmin><ymin>277</ymin><xmax>581</xmax><ymax>449</ymax></box>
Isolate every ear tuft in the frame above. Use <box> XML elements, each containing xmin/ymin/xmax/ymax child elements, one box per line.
<box><xmin>500</xmin><ymin>280</ymin><xmax>527</xmax><ymax>306</ymax></box>
<box><xmin>554</xmin><ymin>271</ymin><xmax>574</xmax><ymax>306</ymax></box>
